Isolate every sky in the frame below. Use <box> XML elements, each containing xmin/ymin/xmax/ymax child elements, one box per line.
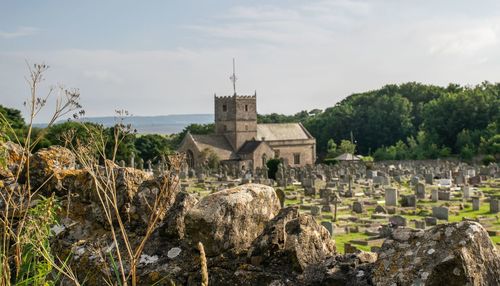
<box><xmin>1</xmin><ymin>0</ymin><xmax>500</xmax><ymax>122</ymax></box>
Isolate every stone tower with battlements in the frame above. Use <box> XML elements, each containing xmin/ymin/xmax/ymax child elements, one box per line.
<box><xmin>214</xmin><ymin>93</ymin><xmax>257</xmax><ymax>151</ymax></box>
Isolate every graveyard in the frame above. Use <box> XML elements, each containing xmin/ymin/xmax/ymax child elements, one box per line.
<box><xmin>179</xmin><ymin>160</ymin><xmax>500</xmax><ymax>253</ymax></box>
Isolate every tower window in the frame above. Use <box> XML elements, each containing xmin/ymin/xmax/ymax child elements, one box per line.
<box><xmin>222</xmin><ymin>104</ymin><xmax>227</xmax><ymax>112</ymax></box>
<box><xmin>245</xmin><ymin>124</ymin><xmax>248</xmax><ymax>131</ymax></box>
<box><xmin>245</xmin><ymin>105</ymin><xmax>248</xmax><ymax>112</ymax></box>
<box><xmin>224</xmin><ymin>125</ymin><xmax>227</xmax><ymax>132</ymax></box>
<box><xmin>294</xmin><ymin>153</ymin><xmax>301</xmax><ymax>165</ymax></box>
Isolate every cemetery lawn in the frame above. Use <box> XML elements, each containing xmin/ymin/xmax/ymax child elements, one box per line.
<box><xmin>334</xmin><ymin>232</ymin><xmax>371</xmax><ymax>253</ymax></box>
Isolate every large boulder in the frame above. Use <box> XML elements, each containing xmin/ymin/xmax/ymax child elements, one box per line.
<box><xmin>248</xmin><ymin>206</ymin><xmax>336</xmax><ymax>273</ymax></box>
<box><xmin>372</xmin><ymin>221</ymin><xmax>500</xmax><ymax>285</ymax></box>
<box><xmin>185</xmin><ymin>184</ymin><xmax>281</xmax><ymax>256</ymax></box>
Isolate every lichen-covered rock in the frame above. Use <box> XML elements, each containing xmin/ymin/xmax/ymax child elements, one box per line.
<box><xmin>29</xmin><ymin>146</ymin><xmax>76</xmax><ymax>192</ymax></box>
<box><xmin>185</xmin><ymin>183</ymin><xmax>281</xmax><ymax>256</ymax></box>
<box><xmin>248</xmin><ymin>206</ymin><xmax>336</xmax><ymax>272</ymax></box>
<box><xmin>372</xmin><ymin>221</ymin><xmax>500</xmax><ymax>286</ymax></box>
<box><xmin>301</xmin><ymin>251</ymin><xmax>377</xmax><ymax>286</ymax></box>
<box><xmin>128</xmin><ymin>173</ymin><xmax>181</xmax><ymax>229</ymax></box>
<box><xmin>1</xmin><ymin>141</ymin><xmax>25</xmax><ymax>178</ymax></box>
<box><xmin>162</xmin><ymin>191</ymin><xmax>198</xmax><ymax>239</ymax></box>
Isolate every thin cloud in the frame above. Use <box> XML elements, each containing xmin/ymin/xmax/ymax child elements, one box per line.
<box><xmin>0</xmin><ymin>26</ymin><xmax>39</xmax><ymax>39</ymax></box>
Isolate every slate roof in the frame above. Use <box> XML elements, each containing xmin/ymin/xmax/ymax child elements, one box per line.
<box><xmin>256</xmin><ymin>123</ymin><xmax>312</xmax><ymax>141</ymax></box>
<box><xmin>237</xmin><ymin>140</ymin><xmax>264</xmax><ymax>155</ymax></box>
<box><xmin>190</xmin><ymin>134</ymin><xmax>237</xmax><ymax>160</ymax></box>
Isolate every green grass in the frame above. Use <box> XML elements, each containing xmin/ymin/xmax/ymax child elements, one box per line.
<box><xmin>333</xmin><ymin>232</ymin><xmax>371</xmax><ymax>253</ymax></box>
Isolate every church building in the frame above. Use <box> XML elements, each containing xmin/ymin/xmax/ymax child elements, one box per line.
<box><xmin>177</xmin><ymin>65</ymin><xmax>316</xmax><ymax>171</ymax></box>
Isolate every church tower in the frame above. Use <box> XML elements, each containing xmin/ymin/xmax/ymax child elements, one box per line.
<box><xmin>214</xmin><ymin>60</ymin><xmax>257</xmax><ymax>151</ymax></box>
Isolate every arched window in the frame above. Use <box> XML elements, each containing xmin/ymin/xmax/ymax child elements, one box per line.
<box><xmin>186</xmin><ymin>149</ymin><xmax>195</xmax><ymax>168</ymax></box>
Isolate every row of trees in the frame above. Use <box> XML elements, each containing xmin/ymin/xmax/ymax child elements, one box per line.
<box><xmin>281</xmin><ymin>82</ymin><xmax>499</xmax><ymax>162</ymax></box>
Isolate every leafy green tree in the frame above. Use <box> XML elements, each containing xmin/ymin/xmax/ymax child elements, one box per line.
<box><xmin>266</xmin><ymin>158</ymin><xmax>281</xmax><ymax>180</ymax></box>
<box><xmin>134</xmin><ymin>134</ymin><xmax>174</xmax><ymax>163</ymax></box>
<box><xmin>0</xmin><ymin>105</ymin><xmax>26</xmax><ymax>142</ymax></box>
<box><xmin>339</xmin><ymin>139</ymin><xmax>356</xmax><ymax>154</ymax></box>
<box><xmin>0</xmin><ymin>105</ymin><xmax>25</xmax><ymax>130</ymax></box>
<box><xmin>199</xmin><ymin>148</ymin><xmax>220</xmax><ymax>170</ymax></box>
<box><xmin>105</xmin><ymin>126</ymin><xmax>137</xmax><ymax>163</ymax></box>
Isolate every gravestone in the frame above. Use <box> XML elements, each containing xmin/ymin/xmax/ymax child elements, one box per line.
<box><xmin>415</xmin><ymin>183</ymin><xmax>425</xmax><ymax>199</ymax></box>
<box><xmin>425</xmin><ymin>216</ymin><xmax>437</xmax><ymax>226</ymax></box>
<box><xmin>374</xmin><ymin>205</ymin><xmax>387</xmax><ymax>214</ymax></box>
<box><xmin>304</xmin><ymin>186</ymin><xmax>316</xmax><ymax>197</ymax></box>
<box><xmin>490</xmin><ymin>198</ymin><xmax>499</xmax><ymax>213</ymax></box>
<box><xmin>463</xmin><ymin>186</ymin><xmax>471</xmax><ymax>199</ymax></box>
<box><xmin>389</xmin><ymin>215</ymin><xmax>407</xmax><ymax>227</ymax></box>
<box><xmin>319</xmin><ymin>188</ymin><xmax>332</xmax><ymax>200</ymax></box>
<box><xmin>425</xmin><ymin>174</ymin><xmax>433</xmax><ymax>185</ymax></box>
<box><xmin>275</xmin><ymin>189</ymin><xmax>285</xmax><ymax>208</ymax></box>
<box><xmin>472</xmin><ymin>197</ymin><xmax>480</xmax><ymax>211</ymax></box>
<box><xmin>431</xmin><ymin>189</ymin><xmax>439</xmax><ymax>202</ymax></box>
<box><xmin>401</xmin><ymin>194</ymin><xmax>416</xmax><ymax>207</ymax></box>
<box><xmin>385</xmin><ymin>188</ymin><xmax>398</xmax><ymax>207</ymax></box>
<box><xmin>321</xmin><ymin>221</ymin><xmax>334</xmax><ymax>238</ymax></box>
<box><xmin>454</xmin><ymin>174</ymin><xmax>465</xmax><ymax>186</ymax></box>
<box><xmin>352</xmin><ymin>201</ymin><xmax>364</xmax><ymax>214</ymax></box>
<box><xmin>438</xmin><ymin>190</ymin><xmax>451</xmax><ymax>201</ymax></box>
<box><xmin>432</xmin><ymin>206</ymin><xmax>449</xmax><ymax>220</ymax></box>
<box><xmin>310</xmin><ymin>206</ymin><xmax>321</xmax><ymax>217</ymax></box>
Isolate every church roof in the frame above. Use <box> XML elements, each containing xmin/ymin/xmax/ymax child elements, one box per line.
<box><xmin>190</xmin><ymin>134</ymin><xmax>237</xmax><ymax>160</ymax></box>
<box><xmin>237</xmin><ymin>140</ymin><xmax>265</xmax><ymax>155</ymax></box>
<box><xmin>256</xmin><ymin>123</ymin><xmax>312</xmax><ymax>141</ymax></box>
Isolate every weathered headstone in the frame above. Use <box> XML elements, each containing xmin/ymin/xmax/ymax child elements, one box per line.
<box><xmin>472</xmin><ymin>197</ymin><xmax>480</xmax><ymax>211</ymax></box>
<box><xmin>415</xmin><ymin>183</ymin><xmax>426</xmax><ymax>199</ymax></box>
<box><xmin>425</xmin><ymin>174</ymin><xmax>433</xmax><ymax>185</ymax></box>
<box><xmin>431</xmin><ymin>189</ymin><xmax>439</xmax><ymax>202</ymax></box>
<box><xmin>425</xmin><ymin>216</ymin><xmax>437</xmax><ymax>226</ymax></box>
<box><xmin>310</xmin><ymin>205</ymin><xmax>321</xmax><ymax>217</ymax></box>
<box><xmin>374</xmin><ymin>205</ymin><xmax>387</xmax><ymax>214</ymax></box>
<box><xmin>321</xmin><ymin>221</ymin><xmax>334</xmax><ymax>238</ymax></box>
<box><xmin>490</xmin><ymin>198</ymin><xmax>499</xmax><ymax>214</ymax></box>
<box><xmin>438</xmin><ymin>190</ymin><xmax>451</xmax><ymax>201</ymax></box>
<box><xmin>463</xmin><ymin>186</ymin><xmax>471</xmax><ymax>199</ymax></box>
<box><xmin>389</xmin><ymin>215</ymin><xmax>407</xmax><ymax>227</ymax></box>
<box><xmin>401</xmin><ymin>195</ymin><xmax>416</xmax><ymax>207</ymax></box>
<box><xmin>432</xmin><ymin>206</ymin><xmax>449</xmax><ymax>220</ymax></box>
<box><xmin>385</xmin><ymin>188</ymin><xmax>398</xmax><ymax>207</ymax></box>
<box><xmin>304</xmin><ymin>186</ymin><xmax>316</xmax><ymax>197</ymax></box>
<box><xmin>352</xmin><ymin>201</ymin><xmax>364</xmax><ymax>214</ymax></box>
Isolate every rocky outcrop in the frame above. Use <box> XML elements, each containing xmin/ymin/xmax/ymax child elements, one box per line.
<box><xmin>185</xmin><ymin>184</ymin><xmax>281</xmax><ymax>256</ymax></box>
<box><xmin>162</xmin><ymin>191</ymin><xmax>199</xmax><ymax>240</ymax></box>
<box><xmin>248</xmin><ymin>206</ymin><xmax>336</xmax><ymax>272</ymax></box>
<box><xmin>29</xmin><ymin>146</ymin><xmax>76</xmax><ymax>192</ymax></box>
<box><xmin>0</xmin><ymin>141</ymin><xmax>25</xmax><ymax>178</ymax></box>
<box><xmin>372</xmin><ymin>221</ymin><xmax>500</xmax><ymax>286</ymax></box>
<box><xmin>5</xmin><ymin>145</ymin><xmax>499</xmax><ymax>286</ymax></box>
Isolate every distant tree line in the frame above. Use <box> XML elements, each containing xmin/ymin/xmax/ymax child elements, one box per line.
<box><xmin>2</xmin><ymin>81</ymin><xmax>499</xmax><ymax>164</ymax></box>
<box><xmin>258</xmin><ymin>82</ymin><xmax>500</xmax><ymax>163</ymax></box>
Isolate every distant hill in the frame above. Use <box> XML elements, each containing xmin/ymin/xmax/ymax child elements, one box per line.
<box><xmin>35</xmin><ymin>114</ymin><xmax>214</xmax><ymax>135</ymax></box>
